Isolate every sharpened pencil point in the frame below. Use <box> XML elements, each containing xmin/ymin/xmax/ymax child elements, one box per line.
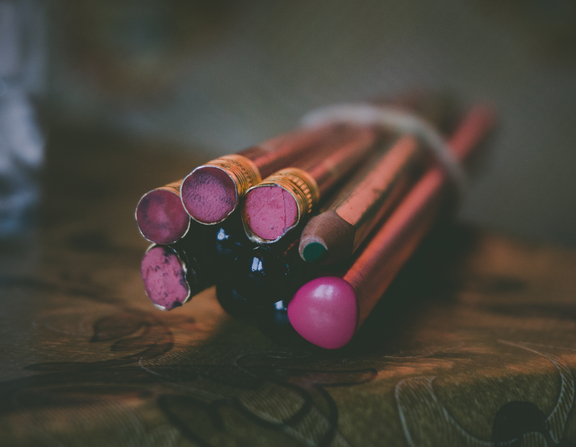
<box><xmin>302</xmin><ymin>242</ymin><xmax>327</xmax><ymax>264</ymax></box>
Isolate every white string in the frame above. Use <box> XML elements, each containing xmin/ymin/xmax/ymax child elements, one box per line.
<box><xmin>301</xmin><ymin>104</ymin><xmax>467</xmax><ymax>200</ymax></box>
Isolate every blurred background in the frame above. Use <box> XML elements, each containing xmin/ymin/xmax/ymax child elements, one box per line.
<box><xmin>2</xmin><ymin>0</ymin><xmax>576</xmax><ymax>246</ymax></box>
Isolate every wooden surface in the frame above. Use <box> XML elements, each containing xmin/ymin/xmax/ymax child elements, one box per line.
<box><xmin>1</xmin><ymin>127</ymin><xmax>576</xmax><ymax>446</ymax></box>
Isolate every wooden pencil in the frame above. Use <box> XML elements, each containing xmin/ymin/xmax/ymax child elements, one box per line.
<box><xmin>298</xmin><ymin>134</ymin><xmax>426</xmax><ymax>264</ymax></box>
<box><xmin>288</xmin><ymin>105</ymin><xmax>495</xmax><ymax>349</ymax></box>
<box><xmin>241</xmin><ymin>126</ymin><xmax>382</xmax><ymax>244</ymax></box>
<box><xmin>243</xmin><ymin>94</ymin><xmax>461</xmax><ymax>246</ymax></box>
<box><xmin>180</xmin><ymin>123</ymin><xmax>369</xmax><ymax>225</ymax></box>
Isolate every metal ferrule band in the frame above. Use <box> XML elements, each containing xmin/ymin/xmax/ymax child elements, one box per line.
<box><xmin>256</xmin><ymin>167</ymin><xmax>320</xmax><ymax>222</ymax></box>
<box><xmin>206</xmin><ymin>154</ymin><xmax>262</xmax><ymax>198</ymax></box>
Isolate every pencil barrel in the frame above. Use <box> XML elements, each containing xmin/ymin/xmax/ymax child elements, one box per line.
<box><xmin>346</xmin><ymin>106</ymin><xmax>496</xmax><ymax>328</ymax></box>
<box><xmin>241</xmin><ymin>124</ymin><xmax>369</xmax><ymax>179</ymax></box>
<box><xmin>338</xmin><ymin>135</ymin><xmax>425</xmax><ymax>252</ymax></box>
<box><xmin>306</xmin><ymin>127</ymin><xmax>381</xmax><ymax>197</ymax></box>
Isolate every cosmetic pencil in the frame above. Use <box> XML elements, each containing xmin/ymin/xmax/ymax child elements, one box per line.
<box><xmin>287</xmin><ymin>105</ymin><xmax>495</xmax><ymax>349</ymax></box>
<box><xmin>141</xmin><ymin>215</ymin><xmax>252</xmax><ymax>310</ymax></box>
<box><xmin>135</xmin><ymin>180</ymin><xmax>191</xmax><ymax>245</ymax></box>
<box><xmin>241</xmin><ymin>126</ymin><xmax>382</xmax><ymax>244</ymax></box>
<box><xmin>298</xmin><ymin>94</ymin><xmax>465</xmax><ymax>264</ymax></box>
<box><xmin>298</xmin><ymin>135</ymin><xmax>425</xmax><ymax>264</ymax></box>
<box><xmin>180</xmin><ymin>123</ymin><xmax>370</xmax><ymax>225</ymax></box>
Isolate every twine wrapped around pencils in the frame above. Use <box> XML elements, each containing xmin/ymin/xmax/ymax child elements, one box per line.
<box><xmin>302</xmin><ymin>103</ymin><xmax>467</xmax><ymax>199</ymax></box>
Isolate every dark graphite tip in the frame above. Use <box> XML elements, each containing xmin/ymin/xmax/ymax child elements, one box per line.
<box><xmin>301</xmin><ymin>241</ymin><xmax>328</xmax><ymax>264</ymax></box>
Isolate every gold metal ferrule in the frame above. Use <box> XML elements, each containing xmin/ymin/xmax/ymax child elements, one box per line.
<box><xmin>243</xmin><ymin>167</ymin><xmax>320</xmax><ymax>244</ymax></box>
<box><xmin>265</xmin><ymin>168</ymin><xmax>320</xmax><ymax>217</ymax></box>
<box><xmin>205</xmin><ymin>154</ymin><xmax>262</xmax><ymax>199</ymax></box>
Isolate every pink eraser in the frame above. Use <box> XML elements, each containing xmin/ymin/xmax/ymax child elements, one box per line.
<box><xmin>136</xmin><ymin>189</ymin><xmax>190</xmax><ymax>244</ymax></box>
<box><xmin>141</xmin><ymin>246</ymin><xmax>190</xmax><ymax>310</ymax></box>
<box><xmin>244</xmin><ymin>185</ymin><xmax>298</xmax><ymax>241</ymax></box>
<box><xmin>181</xmin><ymin>167</ymin><xmax>236</xmax><ymax>224</ymax></box>
<box><xmin>287</xmin><ymin>277</ymin><xmax>358</xmax><ymax>349</ymax></box>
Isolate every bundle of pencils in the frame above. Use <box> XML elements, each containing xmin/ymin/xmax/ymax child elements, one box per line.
<box><xmin>136</xmin><ymin>93</ymin><xmax>495</xmax><ymax>348</ymax></box>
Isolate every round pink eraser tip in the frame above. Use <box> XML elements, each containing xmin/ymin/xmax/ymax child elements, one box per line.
<box><xmin>288</xmin><ymin>277</ymin><xmax>358</xmax><ymax>349</ymax></box>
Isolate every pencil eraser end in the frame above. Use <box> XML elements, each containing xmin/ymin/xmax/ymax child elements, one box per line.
<box><xmin>141</xmin><ymin>246</ymin><xmax>189</xmax><ymax>311</ymax></box>
<box><xmin>181</xmin><ymin>167</ymin><xmax>237</xmax><ymax>224</ymax></box>
<box><xmin>288</xmin><ymin>277</ymin><xmax>358</xmax><ymax>349</ymax></box>
<box><xmin>244</xmin><ymin>186</ymin><xmax>298</xmax><ymax>241</ymax></box>
<box><xmin>136</xmin><ymin>189</ymin><xmax>190</xmax><ymax>244</ymax></box>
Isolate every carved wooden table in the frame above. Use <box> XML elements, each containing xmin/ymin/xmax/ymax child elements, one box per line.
<box><xmin>1</xmin><ymin>127</ymin><xmax>575</xmax><ymax>446</ymax></box>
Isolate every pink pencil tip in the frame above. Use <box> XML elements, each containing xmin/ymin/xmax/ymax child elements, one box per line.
<box><xmin>288</xmin><ymin>277</ymin><xmax>358</xmax><ymax>349</ymax></box>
